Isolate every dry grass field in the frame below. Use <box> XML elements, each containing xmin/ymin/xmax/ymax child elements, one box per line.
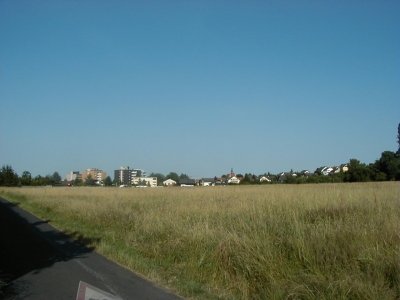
<box><xmin>1</xmin><ymin>182</ymin><xmax>399</xmax><ymax>299</ymax></box>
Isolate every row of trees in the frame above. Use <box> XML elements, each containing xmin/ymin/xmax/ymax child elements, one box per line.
<box><xmin>277</xmin><ymin>151</ymin><xmax>399</xmax><ymax>184</ymax></box>
<box><xmin>0</xmin><ymin>167</ymin><xmax>63</xmax><ymax>187</ymax></box>
<box><xmin>0</xmin><ymin>166</ymin><xmax>190</xmax><ymax>187</ymax></box>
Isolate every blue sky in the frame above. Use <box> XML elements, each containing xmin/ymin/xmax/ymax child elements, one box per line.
<box><xmin>1</xmin><ymin>0</ymin><xmax>399</xmax><ymax>178</ymax></box>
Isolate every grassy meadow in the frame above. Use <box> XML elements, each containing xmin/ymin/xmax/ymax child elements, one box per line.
<box><xmin>1</xmin><ymin>182</ymin><xmax>399</xmax><ymax>299</ymax></box>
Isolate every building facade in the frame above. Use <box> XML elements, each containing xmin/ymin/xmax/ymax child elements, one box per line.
<box><xmin>81</xmin><ymin>168</ymin><xmax>107</xmax><ymax>183</ymax></box>
<box><xmin>163</xmin><ymin>179</ymin><xmax>177</xmax><ymax>186</ymax></box>
<box><xmin>65</xmin><ymin>171</ymin><xmax>81</xmax><ymax>182</ymax></box>
<box><xmin>114</xmin><ymin>166</ymin><xmax>132</xmax><ymax>185</ymax></box>
<box><xmin>131</xmin><ymin>169</ymin><xmax>146</xmax><ymax>177</ymax></box>
<box><xmin>132</xmin><ymin>176</ymin><xmax>157</xmax><ymax>187</ymax></box>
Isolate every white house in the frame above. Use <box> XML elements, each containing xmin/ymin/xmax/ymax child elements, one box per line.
<box><xmin>321</xmin><ymin>167</ymin><xmax>334</xmax><ymax>176</ymax></box>
<box><xmin>227</xmin><ymin>176</ymin><xmax>240</xmax><ymax>184</ymax></box>
<box><xmin>259</xmin><ymin>176</ymin><xmax>271</xmax><ymax>183</ymax></box>
<box><xmin>163</xmin><ymin>179</ymin><xmax>177</xmax><ymax>186</ymax></box>
<box><xmin>200</xmin><ymin>178</ymin><xmax>215</xmax><ymax>186</ymax></box>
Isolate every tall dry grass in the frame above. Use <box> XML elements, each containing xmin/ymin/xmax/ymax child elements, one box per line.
<box><xmin>1</xmin><ymin>182</ymin><xmax>399</xmax><ymax>299</ymax></box>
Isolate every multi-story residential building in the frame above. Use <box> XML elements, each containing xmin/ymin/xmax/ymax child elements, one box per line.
<box><xmin>81</xmin><ymin>168</ymin><xmax>107</xmax><ymax>183</ymax></box>
<box><xmin>114</xmin><ymin>166</ymin><xmax>132</xmax><ymax>185</ymax></box>
<box><xmin>114</xmin><ymin>166</ymin><xmax>154</xmax><ymax>186</ymax></box>
<box><xmin>65</xmin><ymin>171</ymin><xmax>81</xmax><ymax>182</ymax></box>
<box><xmin>131</xmin><ymin>168</ymin><xmax>146</xmax><ymax>177</ymax></box>
<box><xmin>131</xmin><ymin>176</ymin><xmax>157</xmax><ymax>187</ymax></box>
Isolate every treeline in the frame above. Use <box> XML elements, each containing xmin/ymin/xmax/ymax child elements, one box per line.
<box><xmin>148</xmin><ymin>151</ymin><xmax>400</xmax><ymax>185</ymax></box>
<box><xmin>244</xmin><ymin>151</ymin><xmax>400</xmax><ymax>184</ymax></box>
<box><xmin>1</xmin><ymin>151</ymin><xmax>399</xmax><ymax>187</ymax></box>
<box><xmin>0</xmin><ymin>166</ymin><xmax>191</xmax><ymax>187</ymax></box>
<box><xmin>0</xmin><ymin>167</ymin><xmax>62</xmax><ymax>187</ymax></box>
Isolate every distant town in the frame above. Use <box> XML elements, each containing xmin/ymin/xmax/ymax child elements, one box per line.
<box><xmin>0</xmin><ymin>148</ymin><xmax>399</xmax><ymax>188</ymax></box>
<box><xmin>57</xmin><ymin>126</ymin><xmax>399</xmax><ymax>187</ymax></box>
<box><xmin>1</xmin><ymin>132</ymin><xmax>399</xmax><ymax>187</ymax></box>
<box><xmin>64</xmin><ymin>163</ymin><xmax>352</xmax><ymax>188</ymax></box>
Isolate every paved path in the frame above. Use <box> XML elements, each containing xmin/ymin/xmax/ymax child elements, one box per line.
<box><xmin>0</xmin><ymin>197</ymin><xmax>182</xmax><ymax>300</ymax></box>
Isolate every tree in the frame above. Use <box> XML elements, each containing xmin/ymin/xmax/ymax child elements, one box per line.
<box><xmin>397</xmin><ymin>123</ymin><xmax>400</xmax><ymax>154</ymax></box>
<box><xmin>284</xmin><ymin>174</ymin><xmax>297</xmax><ymax>184</ymax></box>
<box><xmin>104</xmin><ymin>176</ymin><xmax>113</xmax><ymax>186</ymax></box>
<box><xmin>166</xmin><ymin>172</ymin><xmax>179</xmax><ymax>183</ymax></box>
<box><xmin>240</xmin><ymin>173</ymin><xmax>255</xmax><ymax>184</ymax></box>
<box><xmin>31</xmin><ymin>175</ymin><xmax>52</xmax><ymax>186</ymax></box>
<box><xmin>20</xmin><ymin>171</ymin><xmax>32</xmax><ymax>186</ymax></box>
<box><xmin>51</xmin><ymin>172</ymin><xmax>62</xmax><ymax>185</ymax></box>
<box><xmin>0</xmin><ymin>165</ymin><xmax>19</xmax><ymax>186</ymax></box>
<box><xmin>74</xmin><ymin>178</ymin><xmax>83</xmax><ymax>186</ymax></box>
<box><xmin>31</xmin><ymin>175</ymin><xmax>43</xmax><ymax>186</ymax></box>
<box><xmin>179</xmin><ymin>173</ymin><xmax>190</xmax><ymax>180</ymax></box>
<box><xmin>373</xmin><ymin>151</ymin><xmax>400</xmax><ymax>181</ymax></box>
<box><xmin>85</xmin><ymin>174</ymin><xmax>96</xmax><ymax>186</ymax></box>
<box><xmin>344</xmin><ymin>159</ymin><xmax>372</xmax><ymax>182</ymax></box>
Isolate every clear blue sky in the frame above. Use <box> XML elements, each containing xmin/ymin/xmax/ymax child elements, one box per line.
<box><xmin>1</xmin><ymin>0</ymin><xmax>399</xmax><ymax>178</ymax></box>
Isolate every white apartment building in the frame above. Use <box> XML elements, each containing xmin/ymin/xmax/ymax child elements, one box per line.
<box><xmin>65</xmin><ymin>171</ymin><xmax>81</xmax><ymax>182</ymax></box>
<box><xmin>131</xmin><ymin>177</ymin><xmax>157</xmax><ymax>187</ymax></box>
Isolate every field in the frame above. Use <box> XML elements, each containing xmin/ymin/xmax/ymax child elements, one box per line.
<box><xmin>1</xmin><ymin>183</ymin><xmax>399</xmax><ymax>299</ymax></box>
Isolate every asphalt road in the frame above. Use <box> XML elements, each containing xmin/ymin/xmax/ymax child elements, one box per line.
<box><xmin>0</xmin><ymin>197</ymin><xmax>182</xmax><ymax>300</ymax></box>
